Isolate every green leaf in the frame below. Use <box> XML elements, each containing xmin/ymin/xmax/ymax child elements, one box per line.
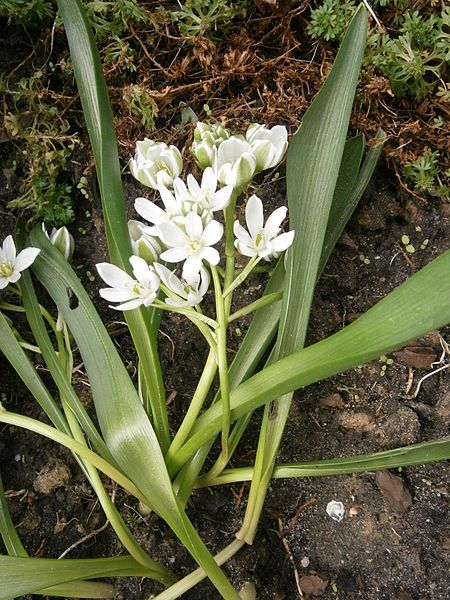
<box><xmin>0</xmin><ymin>312</ymin><xmax>69</xmax><ymax>435</ymax></box>
<box><xmin>19</xmin><ymin>268</ymin><xmax>114</xmax><ymax>463</ymax></box>
<box><xmin>320</xmin><ymin>129</ymin><xmax>385</xmax><ymax>270</ymax></box>
<box><xmin>279</xmin><ymin>6</ymin><xmax>368</xmax><ymax>355</ymax></box>
<box><xmin>196</xmin><ymin>437</ymin><xmax>450</xmax><ymax>487</ymax></box>
<box><xmin>28</xmin><ymin>229</ymin><xmax>240</xmax><ymax>599</ymax></box>
<box><xmin>55</xmin><ymin>0</ymin><xmax>169</xmax><ymax>451</ymax></box>
<box><xmin>0</xmin><ymin>555</ymin><xmax>165</xmax><ymax>599</ymax></box>
<box><xmin>168</xmin><ymin>248</ymin><xmax>450</xmax><ymax>471</ymax></box>
<box><xmin>239</xmin><ymin>4</ymin><xmax>368</xmax><ymax>542</ymax></box>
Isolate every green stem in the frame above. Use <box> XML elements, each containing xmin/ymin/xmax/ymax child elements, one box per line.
<box><xmin>222</xmin><ymin>256</ymin><xmax>261</xmax><ymax>297</ymax></box>
<box><xmin>210</xmin><ymin>266</ymin><xmax>231</xmax><ymax>477</ymax></box>
<box><xmin>228</xmin><ymin>292</ymin><xmax>283</xmax><ymax>323</ymax></box>
<box><xmin>166</xmin><ymin>350</ymin><xmax>217</xmax><ymax>463</ymax></box>
<box><xmin>154</xmin><ymin>539</ymin><xmax>245</xmax><ymax>600</ymax></box>
<box><xmin>153</xmin><ymin>300</ymin><xmax>218</xmax><ymax>329</ymax></box>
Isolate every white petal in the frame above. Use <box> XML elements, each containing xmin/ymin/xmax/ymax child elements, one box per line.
<box><xmin>135</xmin><ymin>198</ymin><xmax>167</xmax><ymax>225</ymax></box>
<box><xmin>187</xmin><ymin>173</ymin><xmax>201</xmax><ymax>199</ymax></box>
<box><xmin>212</xmin><ymin>185</ymin><xmax>233</xmax><ymax>211</ymax></box>
<box><xmin>202</xmin><ymin>219</ymin><xmax>223</xmax><ymax>246</ymax></box>
<box><xmin>165</xmin><ymin>297</ymin><xmax>190</xmax><ymax>308</ymax></box>
<box><xmin>201</xmin><ymin>167</ymin><xmax>217</xmax><ymax>195</ymax></box>
<box><xmin>265</xmin><ymin>206</ymin><xmax>287</xmax><ymax>237</ymax></box>
<box><xmin>99</xmin><ymin>288</ymin><xmax>135</xmax><ymax>302</ymax></box>
<box><xmin>157</xmin><ymin>222</ymin><xmax>188</xmax><ymax>247</ymax></box>
<box><xmin>153</xmin><ymin>263</ymin><xmax>173</xmax><ymax>287</ymax></box>
<box><xmin>159</xmin><ymin>185</ymin><xmax>181</xmax><ymax>214</ymax></box>
<box><xmin>198</xmin><ymin>266</ymin><xmax>210</xmax><ymax>296</ymax></box>
<box><xmin>96</xmin><ymin>263</ymin><xmax>133</xmax><ymax>288</ymax></box>
<box><xmin>200</xmin><ymin>246</ymin><xmax>220</xmax><ymax>266</ymax></box>
<box><xmin>245</xmin><ymin>195</ymin><xmax>264</xmax><ymax>240</ymax></box>
<box><xmin>233</xmin><ymin>222</ymin><xmax>254</xmax><ymax>247</ymax></box>
<box><xmin>160</xmin><ymin>247</ymin><xmax>188</xmax><ymax>263</ymax></box>
<box><xmin>217</xmin><ymin>137</ymin><xmax>253</xmax><ymax>167</ymax></box>
<box><xmin>8</xmin><ymin>270</ymin><xmax>22</xmax><ymax>283</ymax></box>
<box><xmin>113</xmin><ymin>298</ymin><xmax>144</xmax><ymax>311</ymax></box>
<box><xmin>234</xmin><ymin>240</ymin><xmax>257</xmax><ymax>258</ymax></box>
<box><xmin>182</xmin><ymin>255</ymin><xmax>202</xmax><ymax>279</ymax></box>
<box><xmin>269</xmin><ymin>230</ymin><xmax>295</xmax><ymax>253</ymax></box>
<box><xmin>0</xmin><ymin>277</ymin><xmax>9</xmax><ymax>289</ymax></box>
<box><xmin>2</xmin><ymin>236</ymin><xmax>17</xmax><ymax>264</ymax></box>
<box><xmin>130</xmin><ymin>256</ymin><xmax>152</xmax><ymax>287</ymax></box>
<box><xmin>14</xmin><ymin>247</ymin><xmax>40</xmax><ymax>272</ymax></box>
<box><xmin>185</xmin><ymin>213</ymin><xmax>203</xmax><ymax>240</ymax></box>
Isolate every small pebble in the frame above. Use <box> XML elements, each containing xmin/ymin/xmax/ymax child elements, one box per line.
<box><xmin>301</xmin><ymin>556</ymin><xmax>310</xmax><ymax>568</ymax></box>
<box><xmin>349</xmin><ymin>506</ymin><xmax>358</xmax><ymax>517</ymax></box>
<box><xmin>326</xmin><ymin>500</ymin><xmax>345</xmax><ymax>522</ymax></box>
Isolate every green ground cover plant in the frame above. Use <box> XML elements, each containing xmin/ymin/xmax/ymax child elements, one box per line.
<box><xmin>0</xmin><ymin>2</ymin><xmax>449</xmax><ymax>598</ymax></box>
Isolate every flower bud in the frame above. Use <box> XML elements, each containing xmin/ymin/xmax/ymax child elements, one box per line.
<box><xmin>192</xmin><ymin>122</ymin><xmax>230</xmax><ymax>169</ymax></box>
<box><xmin>42</xmin><ymin>224</ymin><xmax>75</xmax><ymax>262</ymax></box>
<box><xmin>213</xmin><ymin>136</ymin><xmax>256</xmax><ymax>189</ymax></box>
<box><xmin>128</xmin><ymin>220</ymin><xmax>162</xmax><ymax>265</ymax></box>
<box><xmin>246</xmin><ymin>123</ymin><xmax>288</xmax><ymax>171</ymax></box>
<box><xmin>129</xmin><ymin>139</ymin><xmax>182</xmax><ymax>190</ymax></box>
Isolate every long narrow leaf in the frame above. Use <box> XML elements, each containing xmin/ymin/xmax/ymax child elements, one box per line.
<box><xmin>239</xmin><ymin>5</ymin><xmax>368</xmax><ymax>542</ymax></box>
<box><xmin>196</xmin><ymin>437</ymin><xmax>450</xmax><ymax>487</ymax></box>
<box><xmin>19</xmin><ymin>268</ymin><xmax>114</xmax><ymax>463</ymax></box>
<box><xmin>56</xmin><ymin>0</ymin><xmax>169</xmax><ymax>451</ymax></box>
<box><xmin>0</xmin><ymin>312</ymin><xmax>69</xmax><ymax>434</ymax></box>
<box><xmin>0</xmin><ymin>555</ymin><xmax>170</xmax><ymax>599</ymax></box>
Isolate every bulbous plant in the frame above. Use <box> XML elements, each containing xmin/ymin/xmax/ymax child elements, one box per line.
<box><xmin>0</xmin><ymin>2</ymin><xmax>449</xmax><ymax>599</ymax></box>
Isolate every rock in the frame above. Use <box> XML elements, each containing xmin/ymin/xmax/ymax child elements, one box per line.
<box><xmin>394</xmin><ymin>345</ymin><xmax>437</xmax><ymax>369</ymax></box>
<box><xmin>375</xmin><ymin>470</ymin><xmax>412</xmax><ymax>513</ymax></box>
<box><xmin>434</xmin><ymin>393</ymin><xmax>450</xmax><ymax>427</ymax></box>
<box><xmin>355</xmin><ymin>205</ymin><xmax>386</xmax><ymax>230</ymax></box>
<box><xmin>337</xmin><ymin>232</ymin><xmax>358</xmax><ymax>251</ymax></box>
<box><xmin>299</xmin><ymin>574</ymin><xmax>328</xmax><ymax>597</ymax></box>
<box><xmin>319</xmin><ymin>393</ymin><xmax>344</xmax><ymax>409</ymax></box>
<box><xmin>34</xmin><ymin>461</ymin><xmax>71</xmax><ymax>494</ymax></box>
<box><xmin>337</xmin><ymin>412</ymin><xmax>373</xmax><ymax>432</ymax></box>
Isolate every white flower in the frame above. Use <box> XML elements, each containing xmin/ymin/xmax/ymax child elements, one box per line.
<box><xmin>42</xmin><ymin>224</ymin><xmax>74</xmax><ymax>261</ymax></box>
<box><xmin>134</xmin><ymin>185</ymin><xmax>185</xmax><ymax>235</ymax></box>
<box><xmin>233</xmin><ymin>195</ymin><xmax>294</xmax><ymax>260</ymax></box>
<box><xmin>212</xmin><ymin>136</ymin><xmax>256</xmax><ymax>189</ymax></box>
<box><xmin>129</xmin><ymin>139</ymin><xmax>182</xmax><ymax>190</ymax></box>
<box><xmin>128</xmin><ymin>220</ymin><xmax>162</xmax><ymax>264</ymax></box>
<box><xmin>154</xmin><ymin>263</ymin><xmax>209</xmax><ymax>307</ymax></box>
<box><xmin>246</xmin><ymin>123</ymin><xmax>288</xmax><ymax>172</ymax></box>
<box><xmin>184</xmin><ymin>168</ymin><xmax>233</xmax><ymax>221</ymax></box>
<box><xmin>96</xmin><ymin>256</ymin><xmax>160</xmax><ymax>311</ymax></box>
<box><xmin>192</xmin><ymin>122</ymin><xmax>230</xmax><ymax>169</ymax></box>
<box><xmin>157</xmin><ymin>212</ymin><xmax>223</xmax><ymax>278</ymax></box>
<box><xmin>0</xmin><ymin>235</ymin><xmax>40</xmax><ymax>290</ymax></box>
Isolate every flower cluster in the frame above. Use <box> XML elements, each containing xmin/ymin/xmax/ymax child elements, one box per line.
<box><xmin>97</xmin><ymin>121</ymin><xmax>294</xmax><ymax>312</ymax></box>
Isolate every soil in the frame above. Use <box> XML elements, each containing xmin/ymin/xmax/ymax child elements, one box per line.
<box><xmin>0</xmin><ymin>5</ymin><xmax>449</xmax><ymax>600</ymax></box>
